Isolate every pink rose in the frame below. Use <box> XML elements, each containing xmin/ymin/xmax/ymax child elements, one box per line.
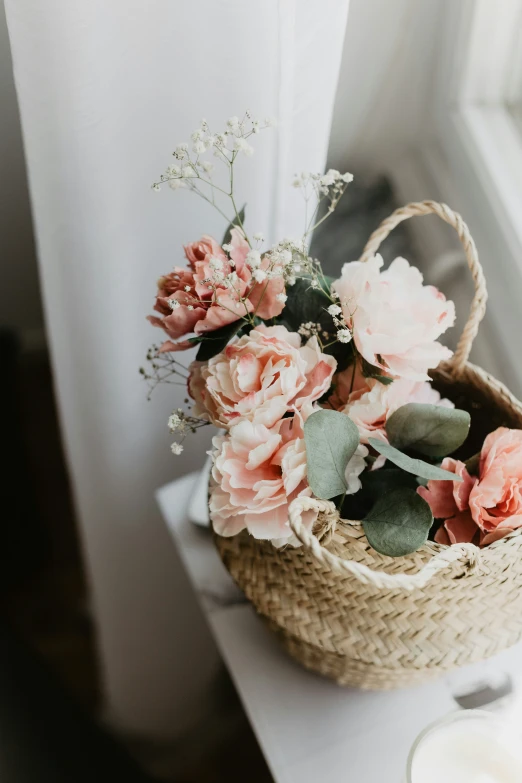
<box><xmin>470</xmin><ymin>428</ymin><xmax>522</xmax><ymax>543</ymax></box>
<box><xmin>418</xmin><ymin>458</ymin><xmax>479</xmax><ymax>546</ymax></box>
<box><xmin>418</xmin><ymin>427</ymin><xmax>522</xmax><ymax>547</ymax></box>
<box><xmin>209</xmin><ymin>409</ymin><xmax>317</xmax><ymax>545</ymax></box>
<box><xmin>188</xmin><ymin>324</ymin><xmax>336</xmax><ymax>428</ymax></box>
<box><xmin>148</xmin><ymin>229</ymin><xmax>285</xmax><ymax>350</ymax></box>
<box><xmin>341</xmin><ymin>376</ymin><xmax>454</xmax><ymax>445</ymax></box>
<box><xmin>332</xmin><ymin>254</ymin><xmax>455</xmax><ymax>380</ymax></box>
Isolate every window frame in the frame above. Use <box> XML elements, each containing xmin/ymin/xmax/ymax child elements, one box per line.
<box><xmin>423</xmin><ymin>0</ymin><xmax>522</xmax><ymax>392</ymax></box>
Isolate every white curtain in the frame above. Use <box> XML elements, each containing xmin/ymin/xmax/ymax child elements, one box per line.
<box><xmin>5</xmin><ymin>0</ymin><xmax>350</xmax><ymax>737</ymax></box>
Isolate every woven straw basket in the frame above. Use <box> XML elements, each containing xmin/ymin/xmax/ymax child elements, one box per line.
<box><xmin>214</xmin><ymin>201</ymin><xmax>522</xmax><ymax>690</ymax></box>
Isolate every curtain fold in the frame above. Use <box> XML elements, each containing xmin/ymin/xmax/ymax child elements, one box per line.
<box><xmin>5</xmin><ymin>0</ymin><xmax>350</xmax><ymax>736</ymax></box>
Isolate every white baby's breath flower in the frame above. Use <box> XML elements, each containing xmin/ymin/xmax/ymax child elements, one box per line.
<box><xmin>253</xmin><ymin>269</ymin><xmax>267</xmax><ymax>283</ymax></box>
<box><xmin>337</xmin><ymin>329</ymin><xmax>352</xmax><ymax>344</ymax></box>
<box><xmin>174</xmin><ymin>144</ymin><xmax>188</xmax><ymax>159</ymax></box>
<box><xmin>246</xmin><ymin>249</ymin><xmax>261</xmax><ymax>269</ymax></box>
<box><xmin>341</xmin><ymin>172</ymin><xmax>354</xmax><ymax>183</ymax></box>
<box><xmin>209</xmin><ymin>257</ymin><xmax>224</xmax><ymax>272</ymax></box>
<box><xmin>253</xmin><ymin>232</ymin><xmax>264</xmax><ymax>242</ymax></box>
<box><xmin>168</xmin><ymin>298</ymin><xmax>180</xmax><ymax>310</ymax></box>
<box><xmin>192</xmin><ymin>140</ymin><xmax>206</xmax><ymax>155</ymax></box>
<box><xmin>184</xmin><ymin>285</ymin><xmax>191</xmax><ymax>292</ymax></box>
<box><xmin>167</xmin><ymin>164</ymin><xmax>181</xmax><ymax>176</ymax></box>
<box><xmin>152</xmin><ymin>183</ymin><xmax>161</xmax><ymax>192</ymax></box>
<box><xmin>276</xmin><ymin>292</ymin><xmax>288</xmax><ymax>304</ymax></box>
<box><xmin>171</xmin><ymin>442</ymin><xmax>184</xmax><ymax>456</ymax></box>
<box><xmin>169</xmin><ymin>179</ymin><xmax>184</xmax><ymax>190</ymax></box>
<box><xmin>328</xmin><ymin>304</ymin><xmax>342</xmax><ymax>316</ymax></box>
<box><xmin>227</xmin><ymin>116</ymin><xmax>240</xmax><ymax>130</ymax></box>
<box><xmin>222</xmin><ymin>243</ymin><xmax>232</xmax><ymax>253</ymax></box>
<box><xmin>168</xmin><ymin>413</ymin><xmax>182</xmax><ymax>431</ymax></box>
<box><xmin>200</xmin><ymin>160</ymin><xmax>214</xmax><ymax>174</ymax></box>
<box><xmin>187</xmin><ymin>305</ymin><xmax>194</xmax><ymax>311</ymax></box>
<box><xmin>181</xmin><ymin>165</ymin><xmax>195</xmax><ymax>178</ymax></box>
<box><xmin>234</xmin><ymin>137</ymin><xmax>254</xmax><ymax>156</ymax></box>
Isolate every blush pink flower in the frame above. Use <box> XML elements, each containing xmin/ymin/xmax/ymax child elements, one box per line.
<box><xmin>209</xmin><ymin>407</ymin><xmax>369</xmax><ymax>545</ymax></box>
<box><xmin>188</xmin><ymin>324</ymin><xmax>336</xmax><ymax>428</ymax></box>
<box><xmin>418</xmin><ymin>428</ymin><xmax>522</xmax><ymax>547</ymax></box>
<box><xmin>332</xmin><ymin>254</ymin><xmax>455</xmax><ymax>381</ymax></box>
<box><xmin>469</xmin><ymin>428</ymin><xmax>522</xmax><ymax>544</ymax></box>
<box><xmin>418</xmin><ymin>458</ymin><xmax>479</xmax><ymax>546</ymax></box>
<box><xmin>148</xmin><ymin>229</ymin><xmax>285</xmax><ymax>351</ymax></box>
<box><xmin>340</xmin><ymin>376</ymin><xmax>453</xmax><ymax>445</ymax></box>
<box><xmin>209</xmin><ymin>409</ymin><xmax>317</xmax><ymax>546</ymax></box>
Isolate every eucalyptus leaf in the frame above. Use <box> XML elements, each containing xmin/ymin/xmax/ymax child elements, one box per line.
<box><xmin>386</xmin><ymin>403</ymin><xmax>470</xmax><ymax>457</ymax></box>
<box><xmin>368</xmin><ymin>438</ymin><xmax>463</xmax><ymax>482</ymax></box>
<box><xmin>466</xmin><ymin>451</ymin><xmax>481</xmax><ymax>476</ymax></box>
<box><xmin>362</xmin><ymin>488</ymin><xmax>433</xmax><ymax>557</ymax></box>
<box><xmin>304</xmin><ymin>410</ymin><xmax>360</xmax><ymax>499</ymax></box>
<box><xmin>195</xmin><ymin>320</ymin><xmax>242</xmax><ymax>361</ymax></box>
<box><xmin>221</xmin><ymin>205</ymin><xmax>246</xmax><ymax>246</ymax></box>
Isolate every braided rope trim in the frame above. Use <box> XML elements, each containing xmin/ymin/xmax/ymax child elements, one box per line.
<box><xmin>359</xmin><ymin>200</ymin><xmax>488</xmax><ymax>375</ymax></box>
<box><xmin>288</xmin><ymin>496</ymin><xmax>483</xmax><ymax>591</ymax></box>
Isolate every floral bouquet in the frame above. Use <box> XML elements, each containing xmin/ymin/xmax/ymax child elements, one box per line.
<box><xmin>144</xmin><ymin>112</ymin><xmax>522</xmax><ymax>561</ymax></box>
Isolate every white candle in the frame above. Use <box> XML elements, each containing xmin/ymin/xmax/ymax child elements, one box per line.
<box><xmin>407</xmin><ymin>711</ymin><xmax>522</xmax><ymax>783</ymax></box>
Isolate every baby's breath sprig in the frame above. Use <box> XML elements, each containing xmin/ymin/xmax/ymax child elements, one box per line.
<box><xmin>167</xmin><ymin>407</ymin><xmax>210</xmax><ymax>456</ymax></box>
<box><xmin>152</xmin><ymin>112</ymin><xmax>276</xmax><ymax>247</ymax></box>
<box><xmin>140</xmin><ymin>345</ymin><xmax>192</xmax><ymax>400</ymax></box>
<box><xmin>293</xmin><ymin>169</ymin><xmax>354</xmax><ymax>240</ymax></box>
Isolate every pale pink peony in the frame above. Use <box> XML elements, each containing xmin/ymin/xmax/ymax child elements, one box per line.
<box><xmin>209</xmin><ymin>406</ymin><xmax>368</xmax><ymax>545</ymax></box>
<box><xmin>209</xmin><ymin>409</ymin><xmax>317</xmax><ymax>545</ymax></box>
<box><xmin>332</xmin><ymin>254</ymin><xmax>455</xmax><ymax>381</ymax></box>
<box><xmin>188</xmin><ymin>324</ymin><xmax>336</xmax><ymax>428</ymax></box>
<box><xmin>340</xmin><ymin>376</ymin><xmax>453</xmax><ymax>445</ymax></box>
<box><xmin>418</xmin><ymin>428</ymin><xmax>522</xmax><ymax>547</ymax></box>
<box><xmin>148</xmin><ymin>229</ymin><xmax>285</xmax><ymax>351</ymax></box>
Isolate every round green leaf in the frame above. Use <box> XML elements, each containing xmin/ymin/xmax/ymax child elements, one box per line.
<box><xmin>368</xmin><ymin>438</ymin><xmax>463</xmax><ymax>482</ymax></box>
<box><xmin>386</xmin><ymin>403</ymin><xmax>470</xmax><ymax>457</ymax></box>
<box><xmin>362</xmin><ymin>488</ymin><xmax>433</xmax><ymax>557</ymax></box>
<box><xmin>304</xmin><ymin>410</ymin><xmax>360</xmax><ymax>500</ymax></box>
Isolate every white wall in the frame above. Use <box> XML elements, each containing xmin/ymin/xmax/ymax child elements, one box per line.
<box><xmin>0</xmin><ymin>0</ymin><xmax>43</xmax><ymax>344</ymax></box>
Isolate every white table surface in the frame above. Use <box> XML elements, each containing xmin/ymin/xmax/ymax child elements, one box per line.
<box><xmin>157</xmin><ymin>472</ymin><xmax>522</xmax><ymax>783</ymax></box>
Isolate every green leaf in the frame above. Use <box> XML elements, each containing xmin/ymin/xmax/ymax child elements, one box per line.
<box><xmin>283</xmin><ymin>276</ymin><xmax>352</xmax><ymax>371</ymax></box>
<box><xmin>283</xmin><ymin>277</ymin><xmax>331</xmax><ymax>331</ymax></box>
<box><xmin>361</xmin><ymin>468</ymin><xmax>418</xmax><ymax>497</ymax></box>
<box><xmin>466</xmin><ymin>451</ymin><xmax>481</xmax><ymax>476</ymax></box>
<box><xmin>362</xmin><ymin>488</ymin><xmax>434</xmax><ymax>557</ymax></box>
<box><xmin>386</xmin><ymin>403</ymin><xmax>470</xmax><ymax>457</ymax></box>
<box><xmin>221</xmin><ymin>205</ymin><xmax>246</xmax><ymax>246</ymax></box>
<box><xmin>195</xmin><ymin>320</ymin><xmax>242</xmax><ymax>361</ymax></box>
<box><xmin>304</xmin><ymin>410</ymin><xmax>360</xmax><ymax>499</ymax></box>
<box><xmin>368</xmin><ymin>438</ymin><xmax>463</xmax><ymax>482</ymax></box>
<box><xmin>361</xmin><ymin>358</ymin><xmax>394</xmax><ymax>385</ymax></box>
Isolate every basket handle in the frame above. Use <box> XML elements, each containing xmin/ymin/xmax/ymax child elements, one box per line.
<box><xmin>359</xmin><ymin>201</ymin><xmax>488</xmax><ymax>375</ymax></box>
<box><xmin>288</xmin><ymin>496</ymin><xmax>482</xmax><ymax>591</ymax></box>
